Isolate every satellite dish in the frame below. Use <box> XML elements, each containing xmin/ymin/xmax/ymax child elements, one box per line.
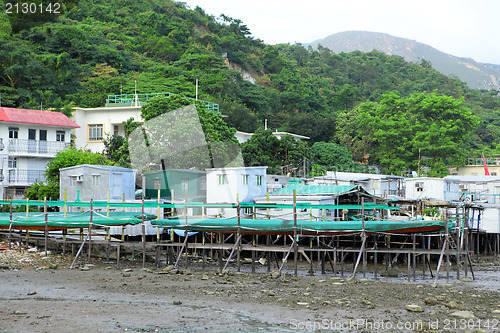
<box><xmin>411</xmin><ymin>171</ymin><xmax>418</xmax><ymax>178</ymax></box>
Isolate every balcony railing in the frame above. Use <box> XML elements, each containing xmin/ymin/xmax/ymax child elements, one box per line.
<box><xmin>7</xmin><ymin>169</ymin><xmax>45</xmax><ymax>184</ymax></box>
<box><xmin>8</xmin><ymin>139</ymin><xmax>70</xmax><ymax>155</ymax></box>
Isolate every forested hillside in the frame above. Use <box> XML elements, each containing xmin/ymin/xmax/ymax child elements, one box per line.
<box><xmin>1</xmin><ymin>0</ymin><xmax>500</xmax><ymax>176</ymax></box>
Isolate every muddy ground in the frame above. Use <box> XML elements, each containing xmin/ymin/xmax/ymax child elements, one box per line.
<box><xmin>1</xmin><ymin>240</ymin><xmax>500</xmax><ymax>332</ymax></box>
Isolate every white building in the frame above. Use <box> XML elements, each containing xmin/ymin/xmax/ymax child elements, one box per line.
<box><xmin>72</xmin><ymin>93</ymin><xmax>220</xmax><ymax>153</ymax></box>
<box><xmin>206</xmin><ymin>166</ymin><xmax>267</xmax><ymax>217</ymax></box>
<box><xmin>308</xmin><ymin>171</ymin><xmax>404</xmax><ymax>198</ymax></box>
<box><xmin>0</xmin><ymin>107</ymin><xmax>79</xmax><ymax>199</ymax></box>
<box><xmin>234</xmin><ymin>130</ymin><xmax>309</xmax><ymax>144</ymax></box>
<box><xmin>266</xmin><ymin>174</ymin><xmax>290</xmax><ymax>192</ymax></box>
<box><xmin>443</xmin><ymin>175</ymin><xmax>500</xmax><ymax>203</ymax></box>
<box><xmin>59</xmin><ymin>164</ymin><xmax>137</xmax><ymax>203</ymax></box>
<box><xmin>254</xmin><ymin>184</ymin><xmax>379</xmax><ymax>220</ymax></box>
<box><xmin>404</xmin><ymin>177</ymin><xmax>460</xmax><ymax>201</ymax></box>
<box><xmin>73</xmin><ymin>105</ymin><xmax>142</xmax><ymax>153</ymax></box>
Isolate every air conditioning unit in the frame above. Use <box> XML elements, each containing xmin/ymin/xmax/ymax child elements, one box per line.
<box><xmin>76</xmin><ymin>175</ymin><xmax>83</xmax><ymax>182</ymax></box>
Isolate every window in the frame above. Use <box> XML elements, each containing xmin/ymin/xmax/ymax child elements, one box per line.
<box><xmin>69</xmin><ymin>176</ymin><xmax>77</xmax><ymax>186</ymax></box>
<box><xmin>113</xmin><ymin>125</ymin><xmax>119</xmax><ymax>136</ymax></box>
<box><xmin>415</xmin><ymin>182</ymin><xmax>423</xmax><ymax>192</ymax></box>
<box><xmin>88</xmin><ymin>124</ymin><xmax>103</xmax><ymax>141</ymax></box>
<box><xmin>181</xmin><ymin>178</ymin><xmax>189</xmax><ymax>191</ymax></box>
<box><xmin>242</xmin><ymin>174</ymin><xmax>249</xmax><ymax>185</ymax></box>
<box><xmin>56</xmin><ymin>131</ymin><xmax>65</xmax><ymax>142</ymax></box>
<box><xmin>8</xmin><ymin>157</ymin><xmax>17</xmax><ymax>168</ymax></box>
<box><xmin>92</xmin><ymin>175</ymin><xmax>100</xmax><ymax>187</ymax></box>
<box><xmin>256</xmin><ymin>175</ymin><xmax>263</xmax><ymax>186</ymax></box>
<box><xmin>8</xmin><ymin>127</ymin><xmax>18</xmax><ymax>139</ymax></box>
<box><xmin>218</xmin><ymin>174</ymin><xmax>227</xmax><ymax>185</ymax></box>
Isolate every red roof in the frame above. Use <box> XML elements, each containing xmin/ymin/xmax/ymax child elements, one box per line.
<box><xmin>0</xmin><ymin>107</ymin><xmax>79</xmax><ymax>128</ymax></box>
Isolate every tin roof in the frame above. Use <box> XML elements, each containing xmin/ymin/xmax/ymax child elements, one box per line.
<box><xmin>269</xmin><ymin>184</ymin><xmax>376</xmax><ymax>197</ymax></box>
<box><xmin>59</xmin><ymin>164</ymin><xmax>134</xmax><ymax>172</ymax></box>
<box><xmin>0</xmin><ymin>107</ymin><xmax>79</xmax><ymax>128</ymax></box>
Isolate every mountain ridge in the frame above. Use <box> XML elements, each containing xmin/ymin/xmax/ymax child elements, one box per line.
<box><xmin>308</xmin><ymin>31</ymin><xmax>500</xmax><ymax>91</ymax></box>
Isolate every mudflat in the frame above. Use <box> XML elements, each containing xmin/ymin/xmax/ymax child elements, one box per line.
<box><xmin>1</xmin><ymin>245</ymin><xmax>499</xmax><ymax>332</ymax></box>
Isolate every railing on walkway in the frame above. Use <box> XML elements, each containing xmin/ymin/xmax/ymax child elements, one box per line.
<box><xmin>8</xmin><ymin>139</ymin><xmax>69</xmax><ymax>155</ymax></box>
<box><xmin>7</xmin><ymin>169</ymin><xmax>45</xmax><ymax>184</ymax></box>
<box><xmin>106</xmin><ymin>92</ymin><xmax>220</xmax><ymax>114</ymax></box>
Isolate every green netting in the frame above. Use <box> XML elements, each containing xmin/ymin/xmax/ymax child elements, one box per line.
<box><xmin>0</xmin><ymin>200</ymin><xmax>397</xmax><ymax>210</ymax></box>
<box><xmin>269</xmin><ymin>184</ymin><xmax>358</xmax><ymax>195</ymax></box>
<box><xmin>151</xmin><ymin>217</ymin><xmax>454</xmax><ymax>235</ymax></box>
<box><xmin>0</xmin><ymin>212</ymin><xmax>156</xmax><ymax>229</ymax></box>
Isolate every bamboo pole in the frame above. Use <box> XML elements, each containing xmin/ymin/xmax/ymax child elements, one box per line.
<box><xmin>293</xmin><ymin>190</ymin><xmax>298</xmax><ymax>277</ymax></box>
<box><xmin>446</xmin><ymin>218</ymin><xmax>450</xmax><ymax>283</ymax></box>
<box><xmin>184</xmin><ymin>189</ymin><xmax>188</xmax><ymax>268</ymax></box>
<box><xmin>44</xmin><ymin>197</ymin><xmax>48</xmax><ymax>256</ymax></box>
<box><xmin>88</xmin><ymin>199</ymin><xmax>93</xmax><ymax>264</ymax></box>
<box><xmin>106</xmin><ymin>189</ymin><xmax>110</xmax><ymax>217</ymax></box>
<box><xmin>412</xmin><ymin>234</ymin><xmax>416</xmax><ymax>281</ymax></box>
<box><xmin>64</xmin><ymin>189</ymin><xmax>67</xmax><ymax>218</ymax></box>
<box><xmin>142</xmin><ymin>197</ymin><xmax>146</xmax><ymax>268</ymax></box>
<box><xmin>237</xmin><ymin>194</ymin><xmax>241</xmax><ymax>272</ymax></box>
<box><xmin>362</xmin><ymin>197</ymin><xmax>366</xmax><ymax>278</ymax></box>
<box><xmin>8</xmin><ymin>200</ymin><xmax>12</xmax><ymax>250</ymax></box>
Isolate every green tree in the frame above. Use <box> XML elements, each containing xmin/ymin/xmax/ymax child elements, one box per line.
<box><xmin>311</xmin><ymin>141</ymin><xmax>371</xmax><ymax>173</ymax></box>
<box><xmin>24</xmin><ymin>181</ymin><xmax>59</xmax><ymax>201</ymax></box>
<box><xmin>45</xmin><ymin>147</ymin><xmax>110</xmax><ymax>184</ymax></box>
<box><xmin>103</xmin><ymin>117</ymin><xmax>141</xmax><ymax>167</ymax></box>
<box><xmin>241</xmin><ymin>128</ymin><xmax>311</xmax><ymax>175</ymax></box>
<box><xmin>26</xmin><ymin>147</ymin><xmax>111</xmax><ymax>200</ymax></box>
<box><xmin>337</xmin><ymin>91</ymin><xmax>480</xmax><ymax>176</ymax></box>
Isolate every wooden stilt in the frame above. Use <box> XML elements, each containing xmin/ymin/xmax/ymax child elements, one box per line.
<box><xmin>341</xmin><ymin>248</ymin><xmax>344</xmax><ymax>277</ymax></box>
<box><xmin>446</xmin><ymin>220</ymin><xmax>450</xmax><ymax>283</ymax></box>
<box><xmin>70</xmin><ymin>233</ymin><xmax>90</xmax><ymax>269</ymax></box>
<box><xmin>333</xmin><ymin>248</ymin><xmax>337</xmax><ymax>276</ymax></box>
<box><xmin>251</xmin><ymin>250</ymin><xmax>255</xmax><ymax>273</ymax></box>
<box><xmin>117</xmin><ymin>243</ymin><xmax>120</xmax><ymax>268</ymax></box>
<box><xmin>352</xmin><ymin>236</ymin><xmax>366</xmax><ymax>277</ymax></box>
<box><xmin>433</xmin><ymin>237</ymin><xmax>448</xmax><ymax>285</ymax></box>
<box><xmin>202</xmin><ymin>248</ymin><xmax>206</xmax><ymax>270</ymax></box>
<box><xmin>88</xmin><ymin>199</ymin><xmax>93</xmax><ymax>264</ymax></box>
<box><xmin>412</xmin><ymin>234</ymin><xmax>416</xmax><ymax>281</ymax></box>
<box><xmin>407</xmin><ymin>251</ymin><xmax>411</xmax><ymax>282</ymax></box>
<box><xmin>223</xmin><ymin>235</ymin><xmax>242</xmax><ymax>271</ymax></box>
<box><xmin>374</xmin><ymin>236</ymin><xmax>378</xmax><ymax>279</ymax></box>
<box><xmin>142</xmin><ymin>198</ymin><xmax>146</xmax><ymax>268</ymax></box>
<box><xmin>174</xmin><ymin>234</ymin><xmax>189</xmax><ymax>268</ymax></box>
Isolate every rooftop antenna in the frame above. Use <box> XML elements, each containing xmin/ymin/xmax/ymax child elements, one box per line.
<box><xmin>134</xmin><ymin>80</ymin><xmax>138</xmax><ymax>107</ymax></box>
<box><xmin>195</xmin><ymin>79</ymin><xmax>198</xmax><ymax>100</ymax></box>
<box><xmin>40</xmin><ymin>102</ymin><xmax>43</xmax><ymax>111</ymax></box>
<box><xmin>264</xmin><ymin>119</ymin><xmax>267</xmax><ymax>130</ymax></box>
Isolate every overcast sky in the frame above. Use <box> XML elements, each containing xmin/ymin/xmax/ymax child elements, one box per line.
<box><xmin>179</xmin><ymin>0</ymin><xmax>499</xmax><ymax>64</ymax></box>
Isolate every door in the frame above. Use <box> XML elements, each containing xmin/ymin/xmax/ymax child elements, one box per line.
<box><xmin>113</xmin><ymin>173</ymin><xmax>122</xmax><ymax>198</ymax></box>
<box><xmin>39</xmin><ymin>129</ymin><xmax>47</xmax><ymax>153</ymax></box>
<box><xmin>28</xmin><ymin>129</ymin><xmax>36</xmax><ymax>153</ymax></box>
